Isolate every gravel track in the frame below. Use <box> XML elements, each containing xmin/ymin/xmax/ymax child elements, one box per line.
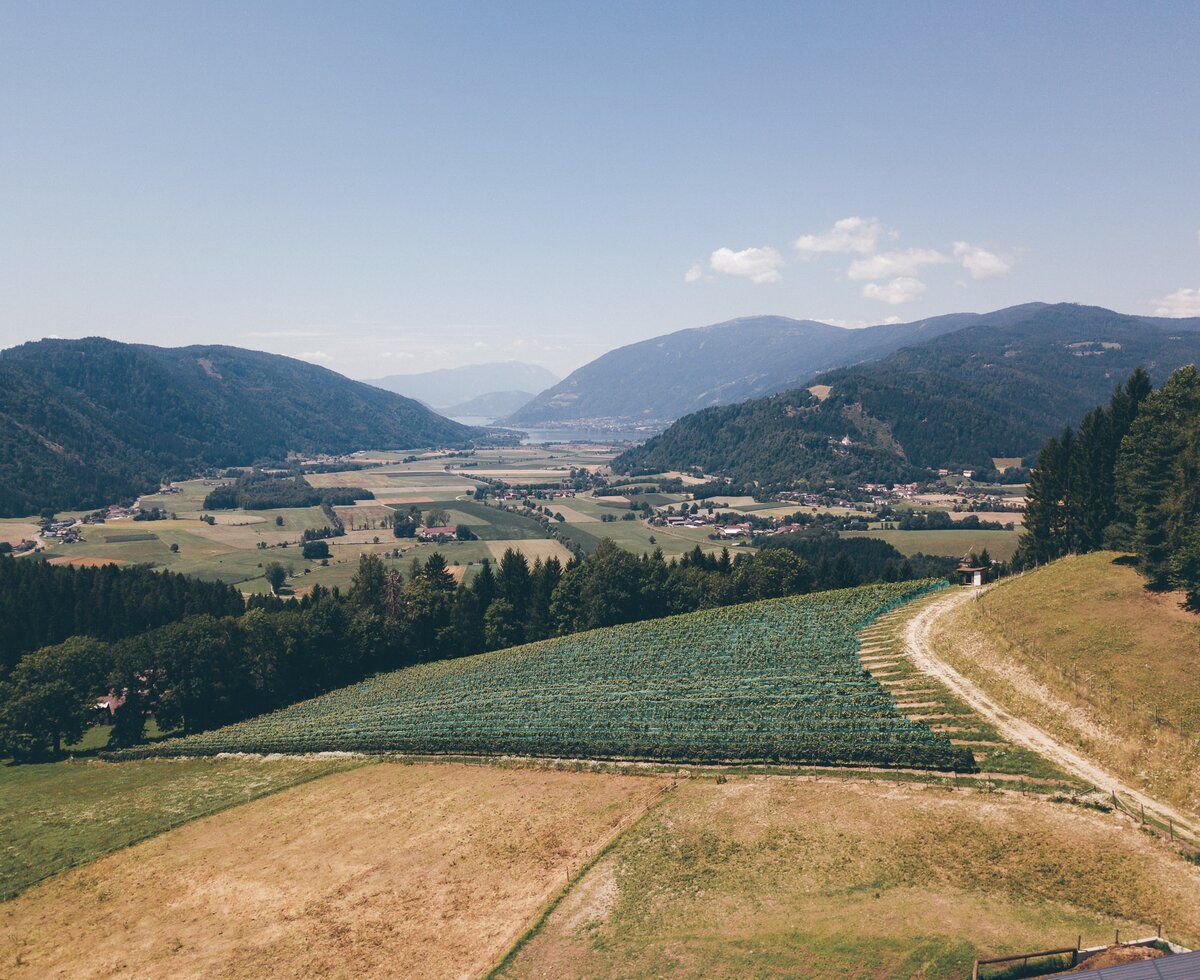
<box><xmin>904</xmin><ymin>588</ymin><xmax>1200</xmax><ymax>842</ymax></box>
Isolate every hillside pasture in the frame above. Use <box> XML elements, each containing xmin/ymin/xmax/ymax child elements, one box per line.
<box><xmin>0</xmin><ymin>763</ymin><xmax>665</xmax><ymax>978</ymax></box>
<box><xmin>940</xmin><ymin>552</ymin><xmax>1200</xmax><ymax>818</ymax></box>
<box><xmin>500</xmin><ymin>778</ymin><xmax>1200</xmax><ymax>978</ymax></box>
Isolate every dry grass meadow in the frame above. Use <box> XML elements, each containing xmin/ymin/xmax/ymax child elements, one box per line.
<box><xmin>500</xmin><ymin>778</ymin><xmax>1200</xmax><ymax>979</ymax></box>
<box><xmin>0</xmin><ymin>762</ymin><xmax>667</xmax><ymax>978</ymax></box>
<box><xmin>935</xmin><ymin>553</ymin><xmax>1200</xmax><ymax>818</ymax></box>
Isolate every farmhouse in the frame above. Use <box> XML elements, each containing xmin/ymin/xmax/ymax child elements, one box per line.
<box><xmin>417</xmin><ymin>526</ymin><xmax>457</xmax><ymax>541</ymax></box>
<box><xmin>720</xmin><ymin>523</ymin><xmax>752</xmax><ymax>538</ymax></box>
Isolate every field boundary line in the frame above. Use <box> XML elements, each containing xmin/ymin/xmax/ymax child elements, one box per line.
<box><xmin>484</xmin><ymin>778</ymin><xmax>681</xmax><ymax>979</ymax></box>
<box><xmin>904</xmin><ymin>588</ymin><xmax>1200</xmax><ymax>844</ymax></box>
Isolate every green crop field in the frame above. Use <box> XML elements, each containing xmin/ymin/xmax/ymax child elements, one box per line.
<box><xmin>449</xmin><ymin>500</ymin><xmax>550</xmax><ymax>539</ymax></box>
<box><xmin>112</xmin><ymin>581</ymin><xmax>974</xmax><ymax>771</ymax></box>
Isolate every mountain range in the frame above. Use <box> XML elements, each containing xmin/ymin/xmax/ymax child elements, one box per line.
<box><xmin>366</xmin><ymin>361</ymin><xmax>559</xmax><ymax>411</ymax></box>
<box><xmin>614</xmin><ymin>304</ymin><xmax>1200</xmax><ymax>485</ymax></box>
<box><xmin>0</xmin><ymin>338</ymin><xmax>480</xmax><ymax>517</ymax></box>
<box><xmin>503</xmin><ymin>307</ymin><xmax>1050</xmax><ymax>426</ymax></box>
<box><xmin>441</xmin><ymin>390</ymin><xmax>539</xmax><ymax>420</ymax></box>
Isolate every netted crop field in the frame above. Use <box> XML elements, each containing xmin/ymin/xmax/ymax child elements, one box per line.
<box><xmin>113</xmin><ymin>580</ymin><xmax>974</xmax><ymax>770</ymax></box>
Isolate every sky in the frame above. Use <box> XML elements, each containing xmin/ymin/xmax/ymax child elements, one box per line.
<box><xmin>1</xmin><ymin>2</ymin><xmax>1198</xmax><ymax>379</ymax></box>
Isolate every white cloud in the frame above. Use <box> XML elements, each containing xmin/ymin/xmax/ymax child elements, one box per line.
<box><xmin>846</xmin><ymin>248</ymin><xmax>949</xmax><ymax>281</ymax></box>
<box><xmin>953</xmin><ymin>241</ymin><xmax>1012</xmax><ymax>280</ymax></box>
<box><xmin>684</xmin><ymin>263</ymin><xmax>706</xmax><ymax>283</ymax></box>
<box><xmin>794</xmin><ymin>216</ymin><xmax>887</xmax><ymax>255</ymax></box>
<box><xmin>1152</xmin><ymin>288</ymin><xmax>1200</xmax><ymax>317</ymax></box>
<box><xmin>708</xmin><ymin>246</ymin><xmax>784</xmax><ymax>284</ymax></box>
<box><xmin>863</xmin><ymin>277</ymin><xmax>927</xmax><ymax>305</ymax></box>
<box><xmin>297</xmin><ymin>350</ymin><xmax>331</xmax><ymax>362</ymax></box>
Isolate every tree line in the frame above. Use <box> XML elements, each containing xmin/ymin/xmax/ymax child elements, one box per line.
<box><xmin>1016</xmin><ymin>365</ymin><xmax>1200</xmax><ymax>602</ymax></box>
<box><xmin>0</xmin><ymin>532</ymin><xmax>938</xmax><ymax>759</ymax></box>
<box><xmin>0</xmin><ymin>557</ymin><xmax>245</xmax><ymax>675</ymax></box>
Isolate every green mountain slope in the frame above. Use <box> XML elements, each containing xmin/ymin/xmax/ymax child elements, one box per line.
<box><xmin>615</xmin><ymin>304</ymin><xmax>1200</xmax><ymax>484</ymax></box>
<box><xmin>111</xmin><ymin>581</ymin><xmax>974</xmax><ymax>771</ymax></box>
<box><xmin>0</xmin><ymin>338</ymin><xmax>481</xmax><ymax>516</ymax></box>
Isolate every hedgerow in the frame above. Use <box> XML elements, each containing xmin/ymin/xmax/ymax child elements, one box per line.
<box><xmin>110</xmin><ymin>579</ymin><xmax>974</xmax><ymax>771</ymax></box>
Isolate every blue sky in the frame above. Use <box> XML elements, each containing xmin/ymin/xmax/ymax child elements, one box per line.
<box><xmin>1</xmin><ymin>2</ymin><xmax>1197</xmax><ymax>377</ymax></box>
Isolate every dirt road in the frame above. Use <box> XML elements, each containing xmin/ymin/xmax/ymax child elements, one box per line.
<box><xmin>904</xmin><ymin>588</ymin><xmax>1200</xmax><ymax>842</ymax></box>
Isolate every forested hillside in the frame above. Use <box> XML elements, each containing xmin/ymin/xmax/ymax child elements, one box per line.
<box><xmin>616</xmin><ymin>305</ymin><xmax>1200</xmax><ymax>485</ymax></box>
<box><xmin>1017</xmin><ymin>365</ymin><xmax>1200</xmax><ymax>603</ymax></box>
<box><xmin>0</xmin><ymin>338</ymin><xmax>481</xmax><ymax>515</ymax></box>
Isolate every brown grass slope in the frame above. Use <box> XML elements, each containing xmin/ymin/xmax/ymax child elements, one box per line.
<box><xmin>0</xmin><ymin>763</ymin><xmax>666</xmax><ymax>979</ymax></box>
<box><xmin>500</xmin><ymin>779</ymin><xmax>1200</xmax><ymax>979</ymax></box>
<box><xmin>932</xmin><ymin>553</ymin><xmax>1200</xmax><ymax>819</ymax></box>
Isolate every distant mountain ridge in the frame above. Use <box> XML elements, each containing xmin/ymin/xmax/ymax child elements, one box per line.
<box><xmin>503</xmin><ymin>307</ymin><xmax>1049</xmax><ymax>426</ymax></box>
<box><xmin>442</xmin><ymin>390</ymin><xmax>537</xmax><ymax>419</ymax></box>
<box><xmin>366</xmin><ymin>361</ymin><xmax>558</xmax><ymax>410</ymax></box>
<box><xmin>0</xmin><ymin>338</ymin><xmax>481</xmax><ymax>516</ymax></box>
<box><xmin>614</xmin><ymin>304</ymin><xmax>1200</xmax><ymax>486</ymax></box>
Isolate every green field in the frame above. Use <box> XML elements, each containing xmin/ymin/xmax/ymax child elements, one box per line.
<box><xmin>111</xmin><ymin>581</ymin><xmax>973</xmax><ymax>770</ymax></box>
<box><xmin>447</xmin><ymin>500</ymin><xmax>548</xmax><ymax>539</ymax></box>
<box><xmin>843</xmin><ymin>527</ymin><xmax>1020</xmax><ymax>561</ymax></box>
<box><xmin>0</xmin><ymin>756</ymin><xmax>364</xmax><ymax>900</ymax></box>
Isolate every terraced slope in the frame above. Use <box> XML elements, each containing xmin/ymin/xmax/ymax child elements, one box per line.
<box><xmin>113</xmin><ymin>581</ymin><xmax>975</xmax><ymax>771</ymax></box>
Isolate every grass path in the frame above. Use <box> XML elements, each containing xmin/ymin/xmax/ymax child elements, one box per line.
<box><xmin>905</xmin><ymin>588</ymin><xmax>1200</xmax><ymax>845</ymax></box>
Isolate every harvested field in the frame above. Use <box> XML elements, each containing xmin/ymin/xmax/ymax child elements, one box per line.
<box><xmin>44</xmin><ymin>555</ymin><xmax>128</xmax><ymax>567</ymax></box>
<box><xmin>500</xmin><ymin>778</ymin><xmax>1200</xmax><ymax>979</ymax></box>
<box><xmin>0</xmin><ymin>522</ymin><xmax>39</xmax><ymax>545</ymax></box>
<box><xmin>0</xmin><ymin>763</ymin><xmax>665</xmax><ymax>979</ymax></box>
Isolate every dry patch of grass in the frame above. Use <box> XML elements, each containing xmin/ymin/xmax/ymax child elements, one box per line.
<box><xmin>43</xmin><ymin>555</ymin><xmax>129</xmax><ymax>567</ymax></box>
<box><xmin>0</xmin><ymin>762</ymin><xmax>665</xmax><ymax>979</ymax></box>
<box><xmin>941</xmin><ymin>553</ymin><xmax>1200</xmax><ymax>818</ymax></box>
<box><xmin>501</xmin><ymin>778</ymin><xmax>1200</xmax><ymax>979</ymax></box>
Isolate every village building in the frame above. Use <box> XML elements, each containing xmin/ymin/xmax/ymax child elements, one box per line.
<box><xmin>417</xmin><ymin>526</ymin><xmax>457</xmax><ymax>541</ymax></box>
